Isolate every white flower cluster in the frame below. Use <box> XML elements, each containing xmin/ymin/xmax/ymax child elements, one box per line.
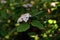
<box><xmin>17</xmin><ymin>13</ymin><xmax>31</xmax><ymax>23</ymax></box>
<box><xmin>50</xmin><ymin>2</ymin><xmax>56</xmax><ymax>7</ymax></box>
<box><xmin>22</xmin><ymin>4</ymin><xmax>32</xmax><ymax>8</ymax></box>
<box><xmin>1</xmin><ymin>0</ymin><xmax>7</xmax><ymax>3</ymax></box>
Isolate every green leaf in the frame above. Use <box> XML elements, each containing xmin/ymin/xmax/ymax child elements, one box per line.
<box><xmin>31</xmin><ymin>20</ymin><xmax>44</xmax><ymax>29</ymax></box>
<box><xmin>1</xmin><ymin>10</ymin><xmax>7</xmax><ymax>19</ymax></box>
<box><xmin>30</xmin><ymin>9</ymin><xmax>38</xmax><ymax>16</ymax></box>
<box><xmin>17</xmin><ymin>23</ymin><xmax>30</xmax><ymax>32</ymax></box>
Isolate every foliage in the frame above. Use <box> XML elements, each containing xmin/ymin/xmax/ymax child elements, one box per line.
<box><xmin>0</xmin><ymin>0</ymin><xmax>60</xmax><ymax>40</ymax></box>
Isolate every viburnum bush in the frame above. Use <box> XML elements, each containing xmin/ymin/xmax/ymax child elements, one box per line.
<box><xmin>0</xmin><ymin>0</ymin><xmax>60</xmax><ymax>40</ymax></box>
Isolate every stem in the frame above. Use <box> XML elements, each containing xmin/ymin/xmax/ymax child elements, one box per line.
<box><xmin>31</xmin><ymin>11</ymin><xmax>44</xmax><ymax>17</ymax></box>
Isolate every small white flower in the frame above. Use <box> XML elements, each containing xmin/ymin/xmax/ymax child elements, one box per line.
<box><xmin>51</xmin><ymin>2</ymin><xmax>56</xmax><ymax>7</ymax></box>
<box><xmin>22</xmin><ymin>4</ymin><xmax>28</xmax><ymax>8</ymax></box>
<box><xmin>27</xmin><ymin>4</ymin><xmax>32</xmax><ymax>7</ymax></box>
<box><xmin>24</xmin><ymin>13</ymin><xmax>31</xmax><ymax>17</ymax></box>
<box><xmin>17</xmin><ymin>17</ymin><xmax>23</xmax><ymax>22</ymax></box>
<box><xmin>1</xmin><ymin>0</ymin><xmax>7</xmax><ymax>3</ymax></box>
<box><xmin>17</xmin><ymin>13</ymin><xmax>31</xmax><ymax>23</ymax></box>
<box><xmin>22</xmin><ymin>4</ymin><xmax>32</xmax><ymax>8</ymax></box>
<box><xmin>23</xmin><ymin>17</ymin><xmax>29</xmax><ymax>22</ymax></box>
